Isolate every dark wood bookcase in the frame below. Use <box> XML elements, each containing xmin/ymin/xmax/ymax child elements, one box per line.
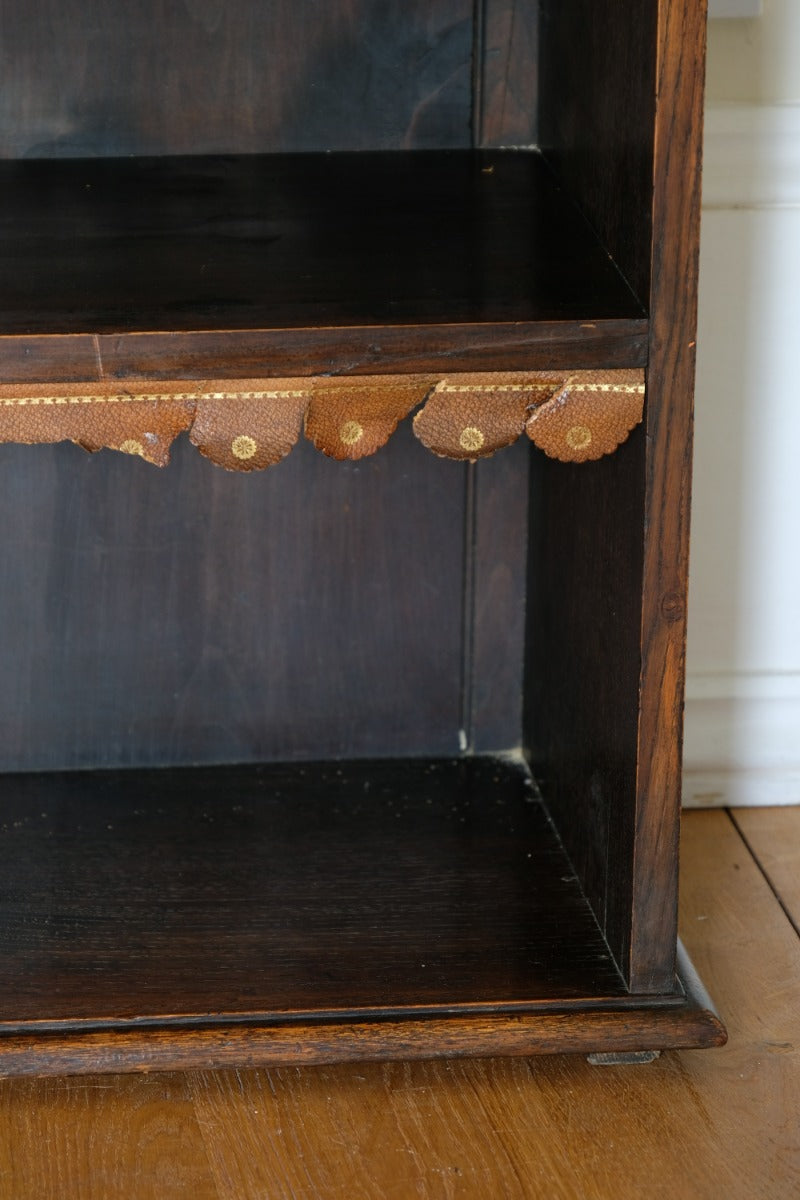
<box><xmin>0</xmin><ymin>0</ymin><xmax>725</xmax><ymax>1075</ymax></box>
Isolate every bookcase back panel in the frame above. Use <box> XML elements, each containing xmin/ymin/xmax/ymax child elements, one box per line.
<box><xmin>0</xmin><ymin>0</ymin><xmax>476</xmax><ymax>157</ymax></box>
<box><xmin>0</xmin><ymin>427</ymin><xmax>530</xmax><ymax>771</ymax></box>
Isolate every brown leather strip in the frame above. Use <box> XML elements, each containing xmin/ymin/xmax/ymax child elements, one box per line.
<box><xmin>412</xmin><ymin>373</ymin><xmax>563</xmax><ymax>461</ymax></box>
<box><xmin>189</xmin><ymin>382</ymin><xmax>311</xmax><ymax>472</ymax></box>
<box><xmin>305</xmin><ymin>377</ymin><xmax>432</xmax><ymax>461</ymax></box>
<box><xmin>525</xmin><ymin>369</ymin><xmax>645</xmax><ymax>462</ymax></box>
<box><xmin>0</xmin><ymin>370</ymin><xmax>646</xmax><ymax>469</ymax></box>
<box><xmin>0</xmin><ymin>382</ymin><xmax>195</xmax><ymax>466</ymax></box>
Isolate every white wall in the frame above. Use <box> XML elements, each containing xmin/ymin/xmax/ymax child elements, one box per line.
<box><xmin>683</xmin><ymin>5</ymin><xmax>800</xmax><ymax>805</ymax></box>
<box><xmin>706</xmin><ymin>0</ymin><xmax>800</xmax><ymax>103</ymax></box>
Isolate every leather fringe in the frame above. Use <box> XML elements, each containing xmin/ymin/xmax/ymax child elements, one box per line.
<box><xmin>0</xmin><ymin>370</ymin><xmax>644</xmax><ymax>469</ymax></box>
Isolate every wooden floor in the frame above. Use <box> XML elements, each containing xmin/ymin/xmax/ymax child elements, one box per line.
<box><xmin>0</xmin><ymin>807</ymin><xmax>797</xmax><ymax>1198</ymax></box>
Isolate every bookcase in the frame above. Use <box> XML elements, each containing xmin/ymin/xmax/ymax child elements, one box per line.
<box><xmin>0</xmin><ymin>0</ymin><xmax>725</xmax><ymax>1075</ymax></box>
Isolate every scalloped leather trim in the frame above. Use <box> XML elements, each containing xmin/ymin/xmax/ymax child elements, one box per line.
<box><xmin>0</xmin><ymin>370</ymin><xmax>645</xmax><ymax>469</ymax></box>
<box><xmin>305</xmin><ymin>377</ymin><xmax>431</xmax><ymax>461</ymax></box>
<box><xmin>524</xmin><ymin>370</ymin><xmax>646</xmax><ymax>462</ymax></box>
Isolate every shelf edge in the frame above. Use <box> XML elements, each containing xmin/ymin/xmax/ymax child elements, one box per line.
<box><xmin>0</xmin><ymin>321</ymin><xmax>649</xmax><ymax>385</ymax></box>
<box><xmin>0</xmin><ymin>946</ymin><xmax>725</xmax><ymax>1078</ymax></box>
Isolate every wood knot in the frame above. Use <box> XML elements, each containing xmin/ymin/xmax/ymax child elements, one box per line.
<box><xmin>661</xmin><ymin>592</ymin><xmax>685</xmax><ymax>622</ymax></box>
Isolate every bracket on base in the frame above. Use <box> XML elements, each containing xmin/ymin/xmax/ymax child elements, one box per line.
<box><xmin>587</xmin><ymin>1050</ymin><xmax>662</xmax><ymax>1066</ymax></box>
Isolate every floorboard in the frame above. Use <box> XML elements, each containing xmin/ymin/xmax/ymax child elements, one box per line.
<box><xmin>0</xmin><ymin>808</ymin><xmax>798</xmax><ymax>1198</ymax></box>
<box><xmin>185</xmin><ymin>810</ymin><xmax>800</xmax><ymax>1199</ymax></box>
<box><xmin>0</xmin><ymin>1073</ymin><xmax>216</xmax><ymax>1200</ymax></box>
<box><xmin>732</xmin><ymin>806</ymin><xmax>800</xmax><ymax>935</ymax></box>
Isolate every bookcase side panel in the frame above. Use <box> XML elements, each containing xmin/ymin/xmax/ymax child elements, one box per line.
<box><xmin>523</xmin><ymin>430</ymin><xmax>646</xmax><ymax>986</ymax></box>
<box><xmin>630</xmin><ymin>0</ymin><xmax>708</xmax><ymax>991</ymax></box>
<box><xmin>527</xmin><ymin>0</ymin><xmax>708</xmax><ymax>993</ymax></box>
<box><xmin>537</xmin><ymin>0</ymin><xmax>657</xmax><ymax>305</ymax></box>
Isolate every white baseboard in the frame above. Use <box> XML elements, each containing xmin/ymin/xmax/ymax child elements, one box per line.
<box><xmin>682</xmin><ymin>674</ymin><xmax>800</xmax><ymax>807</ymax></box>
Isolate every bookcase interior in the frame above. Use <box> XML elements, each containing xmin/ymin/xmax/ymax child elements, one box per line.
<box><xmin>0</xmin><ymin>0</ymin><xmax>726</xmax><ymax>1073</ymax></box>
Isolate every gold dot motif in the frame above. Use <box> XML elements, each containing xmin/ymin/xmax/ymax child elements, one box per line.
<box><xmin>119</xmin><ymin>439</ymin><xmax>144</xmax><ymax>457</ymax></box>
<box><xmin>459</xmin><ymin>426</ymin><xmax>485</xmax><ymax>453</ymax></box>
<box><xmin>231</xmin><ymin>434</ymin><xmax>258</xmax><ymax>460</ymax></box>
<box><xmin>340</xmin><ymin>420</ymin><xmax>364</xmax><ymax>446</ymax></box>
<box><xmin>566</xmin><ymin>425</ymin><xmax>592</xmax><ymax>450</ymax></box>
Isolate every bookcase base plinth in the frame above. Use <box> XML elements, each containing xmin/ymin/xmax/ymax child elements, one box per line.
<box><xmin>0</xmin><ymin>945</ymin><xmax>725</xmax><ymax>1079</ymax></box>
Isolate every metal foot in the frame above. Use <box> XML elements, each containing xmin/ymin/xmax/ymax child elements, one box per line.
<box><xmin>586</xmin><ymin>1050</ymin><xmax>661</xmax><ymax>1066</ymax></box>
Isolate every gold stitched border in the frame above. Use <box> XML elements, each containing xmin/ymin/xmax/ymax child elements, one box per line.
<box><xmin>0</xmin><ymin>391</ymin><xmax>310</xmax><ymax>407</ymax></box>
<box><xmin>0</xmin><ymin>382</ymin><xmax>645</xmax><ymax>407</ymax></box>
<box><xmin>438</xmin><ymin>383</ymin><xmax>645</xmax><ymax>395</ymax></box>
<box><xmin>0</xmin><ymin>370</ymin><xmax>646</xmax><ymax>468</ymax></box>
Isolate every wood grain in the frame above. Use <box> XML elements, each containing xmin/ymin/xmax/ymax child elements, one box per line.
<box><xmin>627</xmin><ymin>0</ymin><xmax>708</xmax><ymax>991</ymax></box>
<box><xmin>174</xmin><ymin>810</ymin><xmax>796</xmax><ymax>1200</ymax></box>
<box><xmin>527</xmin><ymin>0</ymin><xmax>709</xmax><ymax>993</ymax></box>
<box><xmin>0</xmin><ymin>757</ymin><xmax>629</xmax><ymax>1033</ymax></box>
<box><xmin>0</xmin><ymin>151</ymin><xmax>645</xmax><ymax>388</ymax></box>
<box><xmin>524</xmin><ymin>423</ymin><xmax>646</xmax><ymax>989</ymax></box>
<box><xmin>732</xmin><ymin>807</ymin><xmax>800</xmax><ymax>934</ymax></box>
<box><xmin>470</xmin><ymin>438</ymin><xmax>529</xmax><ymax>752</ymax></box>
<box><xmin>0</xmin><ymin>812</ymin><xmax>794</xmax><ymax>1196</ymax></box>
<box><xmin>538</xmin><ymin>0</ymin><xmax>656</xmax><ymax>305</ymax></box>
<box><xmin>0</xmin><ymin>0</ymin><xmax>715</xmax><ymax>1089</ymax></box>
<box><xmin>0</xmin><ymin>0</ymin><xmax>473</xmax><ymax>157</ymax></box>
<box><xmin>671</xmin><ymin>809</ymin><xmax>800</xmax><ymax>1198</ymax></box>
<box><xmin>0</xmin><ymin>428</ymin><xmax>465</xmax><ymax>771</ymax></box>
<box><xmin>478</xmin><ymin>0</ymin><xmax>539</xmax><ymax>147</ymax></box>
<box><xmin>0</xmin><ymin>320</ymin><xmax>649</xmax><ymax>386</ymax></box>
<box><xmin>190</xmin><ymin>1061</ymin><xmax>544</xmax><ymax>1200</ymax></box>
<box><xmin>0</xmin><ymin>1072</ymin><xmax>216</xmax><ymax>1200</ymax></box>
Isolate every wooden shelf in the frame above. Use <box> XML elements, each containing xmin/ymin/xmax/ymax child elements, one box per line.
<box><xmin>0</xmin><ymin>150</ymin><xmax>648</xmax><ymax>382</ymax></box>
<box><xmin>0</xmin><ymin>755</ymin><xmax>725</xmax><ymax>1074</ymax></box>
<box><xmin>0</xmin><ymin>756</ymin><xmax>629</xmax><ymax>1028</ymax></box>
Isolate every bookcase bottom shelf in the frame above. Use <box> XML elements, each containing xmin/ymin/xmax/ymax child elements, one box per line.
<box><xmin>0</xmin><ymin>757</ymin><xmax>725</xmax><ymax>1076</ymax></box>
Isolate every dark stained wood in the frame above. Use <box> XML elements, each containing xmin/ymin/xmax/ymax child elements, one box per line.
<box><xmin>0</xmin><ymin>757</ymin><xmax>630</xmax><ymax>1032</ymax></box>
<box><xmin>177</xmin><ymin>813</ymin><xmax>780</xmax><ymax>1200</ymax></box>
<box><xmin>538</xmin><ymin>0</ymin><xmax>657</xmax><ymax>304</ymax></box>
<box><xmin>8</xmin><ymin>812</ymin><xmax>794</xmax><ymax>1197</ymax></box>
<box><xmin>524</xmin><ymin>0</ymin><xmax>707</xmax><ymax>994</ymax></box>
<box><xmin>0</xmin><ymin>320</ymin><xmax>649</xmax><ymax>385</ymax></box>
<box><xmin>470</xmin><ymin>438</ymin><xmax>529</xmax><ymax>752</ymax></box>
<box><xmin>0</xmin><ymin>335</ymin><xmax>101</xmax><ymax>383</ymax></box>
<box><xmin>0</xmin><ymin>427</ymin><xmax>464</xmax><ymax>771</ymax></box>
<box><xmin>627</xmin><ymin>0</ymin><xmax>708</xmax><ymax>991</ymax></box>
<box><xmin>0</xmin><ymin>963</ymin><xmax>724</xmax><ymax>1077</ymax></box>
<box><xmin>0</xmin><ymin>0</ymin><xmax>718</xmax><ymax>1068</ymax></box>
<box><xmin>0</xmin><ymin>151</ymin><xmax>646</xmax><ymax>382</ymax></box>
<box><xmin>524</xmin><ymin>426</ymin><xmax>646</xmax><ymax>982</ymax></box>
<box><xmin>0</xmin><ymin>1</ymin><xmax>474</xmax><ymax>158</ymax></box>
<box><xmin>478</xmin><ymin>1</ymin><xmax>539</xmax><ymax>147</ymax></box>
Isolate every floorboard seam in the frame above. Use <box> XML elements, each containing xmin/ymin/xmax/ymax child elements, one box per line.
<box><xmin>727</xmin><ymin>808</ymin><xmax>800</xmax><ymax>942</ymax></box>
